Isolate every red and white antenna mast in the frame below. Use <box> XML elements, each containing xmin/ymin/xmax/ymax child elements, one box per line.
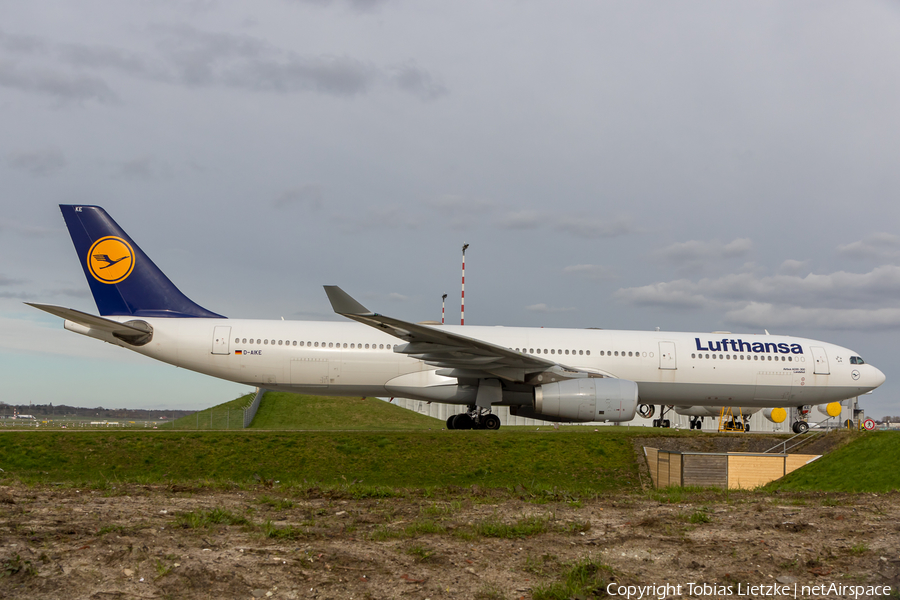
<box><xmin>461</xmin><ymin>243</ymin><xmax>469</xmax><ymax>325</ymax></box>
<box><xmin>441</xmin><ymin>293</ymin><xmax>448</xmax><ymax>325</ymax></box>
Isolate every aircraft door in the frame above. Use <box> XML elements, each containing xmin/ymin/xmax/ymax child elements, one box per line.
<box><xmin>811</xmin><ymin>346</ymin><xmax>830</xmax><ymax>375</ymax></box>
<box><xmin>658</xmin><ymin>341</ymin><xmax>677</xmax><ymax>370</ymax></box>
<box><xmin>211</xmin><ymin>326</ymin><xmax>231</xmax><ymax>355</ymax></box>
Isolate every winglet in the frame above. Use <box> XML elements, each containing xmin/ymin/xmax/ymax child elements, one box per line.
<box><xmin>323</xmin><ymin>286</ymin><xmax>374</xmax><ymax>316</ymax></box>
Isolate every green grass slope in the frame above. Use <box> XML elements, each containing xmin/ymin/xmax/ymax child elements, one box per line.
<box><xmin>0</xmin><ymin>429</ymin><xmax>639</xmax><ymax>492</ymax></box>
<box><xmin>168</xmin><ymin>394</ymin><xmax>254</xmax><ymax>430</ymax></box>
<box><xmin>167</xmin><ymin>392</ymin><xmax>443</xmax><ymax>430</ymax></box>
<box><xmin>766</xmin><ymin>431</ymin><xmax>900</xmax><ymax>493</ymax></box>
<box><xmin>249</xmin><ymin>392</ymin><xmax>443</xmax><ymax>430</ymax></box>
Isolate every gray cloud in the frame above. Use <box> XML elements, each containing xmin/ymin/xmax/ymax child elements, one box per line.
<box><xmin>496</xmin><ymin>209</ymin><xmax>543</xmax><ymax>230</ymax></box>
<box><xmin>156</xmin><ymin>26</ymin><xmax>436</xmax><ymax>97</ymax></box>
<box><xmin>332</xmin><ymin>204</ymin><xmax>419</xmax><ymax>232</ymax></box>
<box><xmin>0</xmin><ymin>274</ymin><xmax>26</xmax><ymax>286</ymax></box>
<box><xmin>428</xmin><ymin>195</ymin><xmax>494</xmax><ymax>229</ymax></box>
<box><xmin>390</xmin><ymin>62</ymin><xmax>447</xmax><ymax>101</ymax></box>
<box><xmin>777</xmin><ymin>259</ymin><xmax>809</xmax><ymax>276</ymax></box>
<box><xmin>0</xmin><ymin>30</ymin><xmax>48</xmax><ymax>55</ymax></box>
<box><xmin>554</xmin><ymin>215</ymin><xmax>636</xmax><ymax>239</ymax></box>
<box><xmin>837</xmin><ymin>233</ymin><xmax>900</xmax><ymax>263</ymax></box>
<box><xmin>725</xmin><ymin>303</ymin><xmax>900</xmax><ymax>331</ymax></box>
<box><xmin>274</xmin><ymin>185</ymin><xmax>323</xmax><ymax>210</ymax></box>
<box><xmin>113</xmin><ymin>157</ymin><xmax>162</xmax><ymax>180</ymax></box>
<box><xmin>654</xmin><ymin>238</ymin><xmax>753</xmax><ymax>267</ymax></box>
<box><xmin>1</xmin><ymin>27</ymin><xmax>443</xmax><ymax>101</ymax></box>
<box><xmin>7</xmin><ymin>147</ymin><xmax>66</xmax><ymax>176</ymax></box>
<box><xmin>288</xmin><ymin>0</ymin><xmax>390</xmax><ymax>11</ymax></box>
<box><xmin>525</xmin><ymin>303</ymin><xmax>576</xmax><ymax>313</ymax></box>
<box><xmin>616</xmin><ymin>265</ymin><xmax>900</xmax><ymax>329</ymax></box>
<box><xmin>0</xmin><ymin>61</ymin><xmax>117</xmax><ymax>104</ymax></box>
<box><xmin>563</xmin><ymin>264</ymin><xmax>617</xmax><ymax>281</ymax></box>
<box><xmin>619</xmin><ymin>266</ymin><xmax>900</xmax><ymax>310</ymax></box>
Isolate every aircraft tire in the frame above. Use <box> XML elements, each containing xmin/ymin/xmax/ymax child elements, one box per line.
<box><xmin>446</xmin><ymin>416</ymin><xmax>456</xmax><ymax>430</ymax></box>
<box><xmin>662</xmin><ymin>419</ymin><xmax>671</xmax><ymax>428</ymax></box>
<box><xmin>652</xmin><ymin>419</ymin><xmax>660</xmax><ymax>428</ymax></box>
<box><xmin>483</xmin><ymin>414</ymin><xmax>501</xmax><ymax>430</ymax></box>
<box><xmin>452</xmin><ymin>414</ymin><xmax>473</xmax><ymax>430</ymax></box>
<box><xmin>744</xmin><ymin>424</ymin><xmax>750</xmax><ymax>432</ymax></box>
<box><xmin>796</xmin><ymin>421</ymin><xmax>809</xmax><ymax>434</ymax></box>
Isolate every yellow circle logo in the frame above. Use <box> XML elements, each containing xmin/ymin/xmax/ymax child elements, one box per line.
<box><xmin>87</xmin><ymin>236</ymin><xmax>135</xmax><ymax>284</ymax></box>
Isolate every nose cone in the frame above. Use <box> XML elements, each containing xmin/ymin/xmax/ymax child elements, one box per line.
<box><xmin>871</xmin><ymin>366</ymin><xmax>887</xmax><ymax>389</ymax></box>
<box><xmin>860</xmin><ymin>365</ymin><xmax>887</xmax><ymax>392</ymax></box>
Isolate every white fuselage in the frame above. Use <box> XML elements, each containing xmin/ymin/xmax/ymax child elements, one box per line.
<box><xmin>68</xmin><ymin>316</ymin><xmax>885</xmax><ymax>410</ymax></box>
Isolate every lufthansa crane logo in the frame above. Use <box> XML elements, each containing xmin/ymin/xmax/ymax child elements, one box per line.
<box><xmin>87</xmin><ymin>236</ymin><xmax>134</xmax><ymax>284</ymax></box>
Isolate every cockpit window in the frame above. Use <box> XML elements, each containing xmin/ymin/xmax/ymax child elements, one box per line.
<box><xmin>850</xmin><ymin>356</ymin><xmax>866</xmax><ymax>365</ymax></box>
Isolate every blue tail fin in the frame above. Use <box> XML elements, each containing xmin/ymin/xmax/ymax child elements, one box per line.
<box><xmin>60</xmin><ymin>205</ymin><xmax>224</xmax><ymax>318</ymax></box>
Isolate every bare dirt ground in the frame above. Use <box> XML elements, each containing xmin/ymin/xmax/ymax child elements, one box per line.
<box><xmin>1</xmin><ymin>483</ymin><xmax>898</xmax><ymax>600</ymax></box>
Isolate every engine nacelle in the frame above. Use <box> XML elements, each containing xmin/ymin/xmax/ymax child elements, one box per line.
<box><xmin>817</xmin><ymin>402</ymin><xmax>842</xmax><ymax>417</ymax></box>
<box><xmin>763</xmin><ymin>407</ymin><xmax>787</xmax><ymax>424</ymax></box>
<box><xmin>531</xmin><ymin>378</ymin><xmax>638</xmax><ymax>422</ymax></box>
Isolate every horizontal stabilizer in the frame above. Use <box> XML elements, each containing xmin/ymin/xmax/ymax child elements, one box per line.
<box><xmin>27</xmin><ymin>303</ymin><xmax>150</xmax><ymax>337</ymax></box>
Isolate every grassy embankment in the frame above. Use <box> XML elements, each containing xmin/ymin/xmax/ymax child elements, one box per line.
<box><xmin>766</xmin><ymin>430</ymin><xmax>900</xmax><ymax>493</ymax></box>
<box><xmin>163</xmin><ymin>392</ymin><xmax>444</xmax><ymax>430</ymax></box>
<box><xmin>0</xmin><ymin>429</ymin><xmax>638</xmax><ymax>492</ymax></box>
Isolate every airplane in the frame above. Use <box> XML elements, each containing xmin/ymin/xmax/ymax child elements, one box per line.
<box><xmin>28</xmin><ymin>205</ymin><xmax>886</xmax><ymax>431</ymax></box>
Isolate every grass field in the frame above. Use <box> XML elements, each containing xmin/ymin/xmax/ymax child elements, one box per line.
<box><xmin>248</xmin><ymin>392</ymin><xmax>444</xmax><ymax>430</ymax></box>
<box><xmin>766</xmin><ymin>430</ymin><xmax>900</xmax><ymax>492</ymax></box>
<box><xmin>0</xmin><ymin>428</ymin><xmax>640</xmax><ymax>493</ymax></box>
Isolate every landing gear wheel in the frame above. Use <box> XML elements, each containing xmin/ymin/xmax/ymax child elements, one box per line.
<box><xmin>662</xmin><ymin>419</ymin><xmax>671</xmax><ymax>428</ymax></box>
<box><xmin>744</xmin><ymin>424</ymin><xmax>750</xmax><ymax>432</ymax></box>
<box><xmin>796</xmin><ymin>421</ymin><xmax>809</xmax><ymax>434</ymax></box>
<box><xmin>652</xmin><ymin>419</ymin><xmax>660</xmax><ymax>428</ymax></box>
<box><xmin>446</xmin><ymin>415</ymin><xmax>456</xmax><ymax>430</ymax></box>
<box><xmin>482</xmin><ymin>414</ymin><xmax>501</xmax><ymax>430</ymax></box>
<box><xmin>452</xmin><ymin>414</ymin><xmax>473</xmax><ymax>430</ymax></box>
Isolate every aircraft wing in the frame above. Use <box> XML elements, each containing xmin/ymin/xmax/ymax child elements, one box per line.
<box><xmin>26</xmin><ymin>303</ymin><xmax>151</xmax><ymax>337</ymax></box>
<box><xmin>324</xmin><ymin>286</ymin><xmax>592</xmax><ymax>384</ymax></box>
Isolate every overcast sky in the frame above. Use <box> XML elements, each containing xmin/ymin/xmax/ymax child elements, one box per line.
<box><xmin>2</xmin><ymin>1</ymin><xmax>899</xmax><ymax>418</ymax></box>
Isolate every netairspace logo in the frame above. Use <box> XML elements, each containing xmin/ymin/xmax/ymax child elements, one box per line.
<box><xmin>605</xmin><ymin>582</ymin><xmax>894</xmax><ymax>599</ymax></box>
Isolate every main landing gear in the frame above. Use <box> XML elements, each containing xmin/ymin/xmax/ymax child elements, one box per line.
<box><xmin>689</xmin><ymin>417</ymin><xmax>704</xmax><ymax>430</ymax></box>
<box><xmin>446</xmin><ymin>406</ymin><xmax>501</xmax><ymax>430</ymax></box>
<box><xmin>648</xmin><ymin>404</ymin><xmax>672</xmax><ymax>428</ymax></box>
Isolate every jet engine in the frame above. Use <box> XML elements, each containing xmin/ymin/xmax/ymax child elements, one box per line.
<box><xmin>513</xmin><ymin>378</ymin><xmax>638</xmax><ymax>423</ymax></box>
<box><xmin>763</xmin><ymin>407</ymin><xmax>787</xmax><ymax>424</ymax></box>
<box><xmin>816</xmin><ymin>402</ymin><xmax>843</xmax><ymax>418</ymax></box>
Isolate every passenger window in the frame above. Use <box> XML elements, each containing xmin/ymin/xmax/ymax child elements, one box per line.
<box><xmin>242</xmin><ymin>338</ymin><xmax>247</xmax><ymax>344</ymax></box>
<box><xmin>586</xmin><ymin>350</ymin><xmax>590</xmax><ymax>356</ymax></box>
<box><xmin>278</xmin><ymin>340</ymin><xmax>282</xmax><ymax>345</ymax></box>
<box><xmin>264</xmin><ymin>339</ymin><xmax>268</xmax><ymax>345</ymax></box>
<box><xmin>293</xmin><ymin>341</ymin><xmax>297</xmax><ymax>346</ymax></box>
<box><xmin>579</xmin><ymin>350</ymin><xmax>583</xmax><ymax>355</ymax></box>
